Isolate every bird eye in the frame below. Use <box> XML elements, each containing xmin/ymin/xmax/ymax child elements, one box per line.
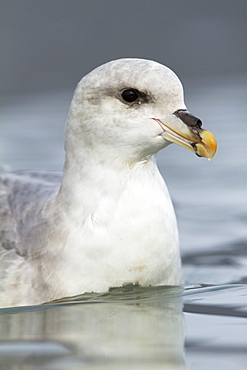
<box><xmin>121</xmin><ymin>89</ymin><xmax>139</xmax><ymax>103</ymax></box>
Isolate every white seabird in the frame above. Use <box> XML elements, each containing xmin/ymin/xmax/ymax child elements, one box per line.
<box><xmin>0</xmin><ymin>58</ymin><xmax>217</xmax><ymax>307</ymax></box>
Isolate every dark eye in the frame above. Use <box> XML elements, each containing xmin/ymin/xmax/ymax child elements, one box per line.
<box><xmin>121</xmin><ymin>89</ymin><xmax>139</xmax><ymax>103</ymax></box>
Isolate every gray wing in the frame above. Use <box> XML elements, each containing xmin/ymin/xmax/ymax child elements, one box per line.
<box><xmin>0</xmin><ymin>170</ymin><xmax>62</xmax><ymax>257</ymax></box>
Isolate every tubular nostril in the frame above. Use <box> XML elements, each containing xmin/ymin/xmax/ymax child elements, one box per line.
<box><xmin>174</xmin><ymin>109</ymin><xmax>202</xmax><ymax>128</ymax></box>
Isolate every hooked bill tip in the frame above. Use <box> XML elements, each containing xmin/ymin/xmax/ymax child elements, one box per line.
<box><xmin>196</xmin><ymin>130</ymin><xmax>217</xmax><ymax>159</ymax></box>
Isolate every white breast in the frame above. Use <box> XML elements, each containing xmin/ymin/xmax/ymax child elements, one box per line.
<box><xmin>48</xmin><ymin>161</ymin><xmax>182</xmax><ymax>297</ymax></box>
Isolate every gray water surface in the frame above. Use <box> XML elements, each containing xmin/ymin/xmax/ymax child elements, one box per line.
<box><xmin>0</xmin><ymin>76</ymin><xmax>247</xmax><ymax>369</ymax></box>
<box><xmin>0</xmin><ymin>285</ymin><xmax>247</xmax><ymax>369</ymax></box>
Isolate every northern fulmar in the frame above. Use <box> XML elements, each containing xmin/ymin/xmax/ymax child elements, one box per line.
<box><xmin>0</xmin><ymin>58</ymin><xmax>217</xmax><ymax>307</ymax></box>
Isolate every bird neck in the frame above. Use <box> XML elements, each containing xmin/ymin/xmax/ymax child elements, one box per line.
<box><xmin>55</xmin><ymin>153</ymin><xmax>159</xmax><ymax>223</ymax></box>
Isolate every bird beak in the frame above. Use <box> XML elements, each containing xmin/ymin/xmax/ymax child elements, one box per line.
<box><xmin>153</xmin><ymin>110</ymin><xmax>217</xmax><ymax>159</ymax></box>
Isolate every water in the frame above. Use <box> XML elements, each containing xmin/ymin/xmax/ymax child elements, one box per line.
<box><xmin>0</xmin><ymin>76</ymin><xmax>247</xmax><ymax>369</ymax></box>
<box><xmin>0</xmin><ymin>285</ymin><xmax>247</xmax><ymax>369</ymax></box>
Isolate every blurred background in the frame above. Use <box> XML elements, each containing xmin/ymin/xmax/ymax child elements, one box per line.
<box><xmin>0</xmin><ymin>0</ymin><xmax>247</xmax><ymax>265</ymax></box>
<box><xmin>1</xmin><ymin>4</ymin><xmax>247</xmax><ymax>368</ymax></box>
<box><xmin>1</xmin><ymin>0</ymin><xmax>246</xmax><ymax>95</ymax></box>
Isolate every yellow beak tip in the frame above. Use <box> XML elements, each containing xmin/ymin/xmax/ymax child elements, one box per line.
<box><xmin>196</xmin><ymin>130</ymin><xmax>217</xmax><ymax>159</ymax></box>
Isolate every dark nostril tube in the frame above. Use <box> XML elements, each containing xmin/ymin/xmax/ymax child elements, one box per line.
<box><xmin>174</xmin><ymin>109</ymin><xmax>202</xmax><ymax>128</ymax></box>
